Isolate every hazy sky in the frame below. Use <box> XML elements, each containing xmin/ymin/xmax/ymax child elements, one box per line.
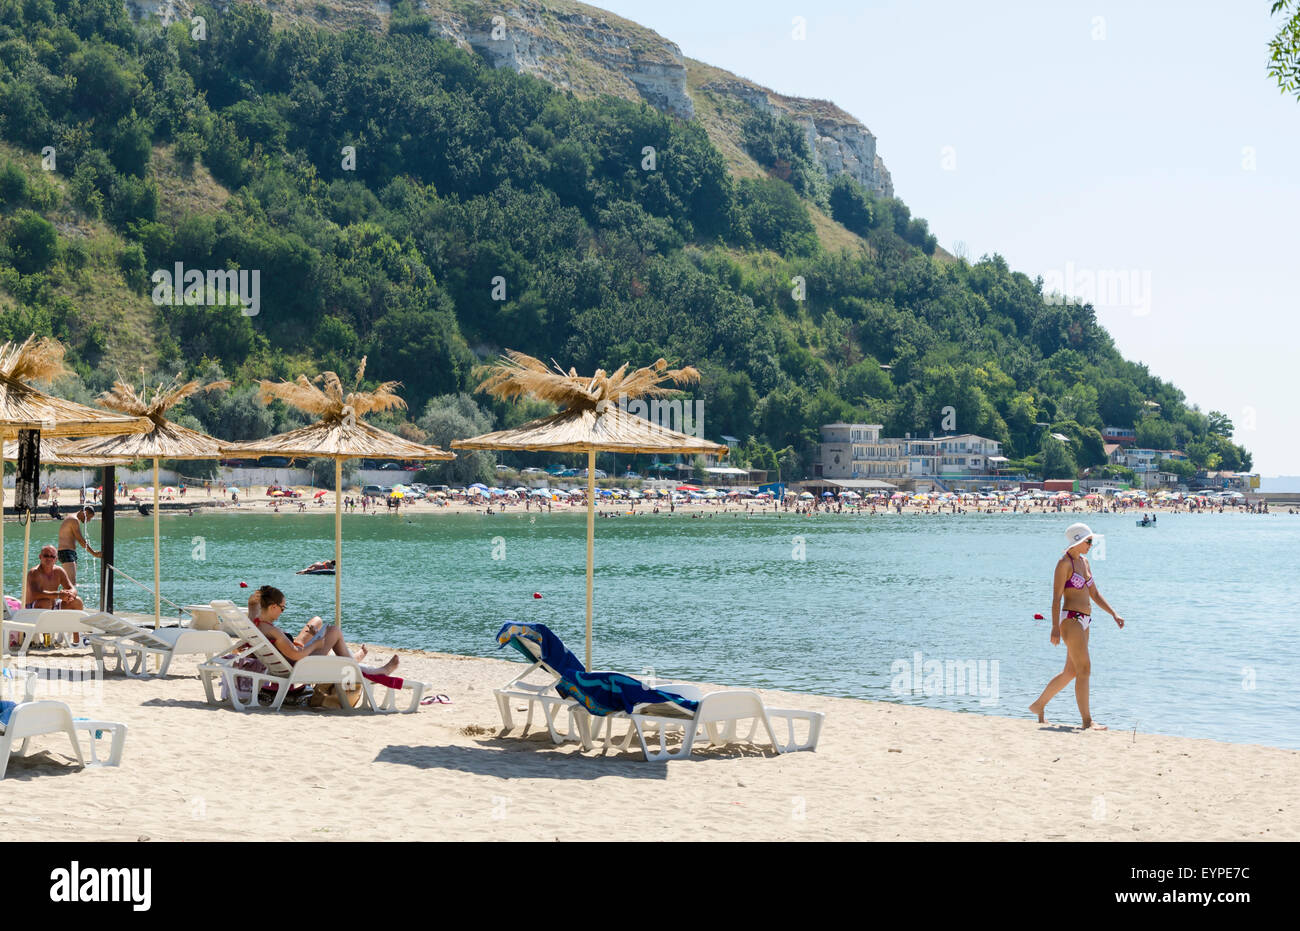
<box><xmin>594</xmin><ymin>0</ymin><xmax>1300</xmax><ymax>475</ymax></box>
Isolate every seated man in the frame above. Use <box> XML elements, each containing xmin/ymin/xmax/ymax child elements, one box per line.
<box><xmin>24</xmin><ymin>545</ymin><xmax>86</xmax><ymax>611</ymax></box>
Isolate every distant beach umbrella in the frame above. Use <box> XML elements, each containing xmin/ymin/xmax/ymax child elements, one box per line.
<box><xmin>452</xmin><ymin>351</ymin><xmax>727</xmax><ymax>671</ymax></box>
<box><xmin>223</xmin><ymin>358</ymin><xmax>453</xmax><ymax>627</ymax></box>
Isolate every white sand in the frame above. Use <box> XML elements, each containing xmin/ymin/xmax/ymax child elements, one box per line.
<box><xmin>2</xmin><ymin>644</ymin><xmax>1296</xmax><ymax>841</ymax></box>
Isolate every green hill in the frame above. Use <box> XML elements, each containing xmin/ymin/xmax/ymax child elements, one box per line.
<box><xmin>0</xmin><ymin>0</ymin><xmax>1251</xmax><ymax>479</ymax></box>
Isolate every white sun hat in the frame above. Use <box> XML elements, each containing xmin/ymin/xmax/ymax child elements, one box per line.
<box><xmin>1064</xmin><ymin>522</ymin><xmax>1096</xmax><ymax>548</ymax></box>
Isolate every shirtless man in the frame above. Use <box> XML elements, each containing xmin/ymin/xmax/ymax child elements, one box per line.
<box><xmin>57</xmin><ymin>506</ymin><xmax>101</xmax><ymax>585</ymax></box>
<box><xmin>24</xmin><ymin>545</ymin><xmax>85</xmax><ymax>611</ymax></box>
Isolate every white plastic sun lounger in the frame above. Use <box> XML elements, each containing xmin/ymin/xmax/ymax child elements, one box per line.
<box><xmin>200</xmin><ymin>611</ymin><xmax>425</xmax><ymax>713</ymax></box>
<box><xmin>2</xmin><ymin>609</ymin><xmax>95</xmax><ymax>659</ymax></box>
<box><xmin>1</xmin><ymin>668</ymin><xmax>127</xmax><ymax>778</ymax></box>
<box><xmin>82</xmin><ymin>612</ymin><xmax>232</xmax><ymax>677</ymax></box>
<box><xmin>494</xmin><ymin>635</ymin><xmax>591</xmax><ymax>743</ymax></box>
<box><xmin>615</xmin><ymin>689</ymin><xmax>825</xmax><ymax>762</ymax></box>
<box><xmin>494</xmin><ymin>632</ymin><xmax>707</xmax><ymax>750</ymax></box>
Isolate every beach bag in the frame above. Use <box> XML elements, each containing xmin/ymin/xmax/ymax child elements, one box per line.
<box><xmin>308</xmin><ymin>682</ymin><xmax>364</xmax><ymax>710</ymax></box>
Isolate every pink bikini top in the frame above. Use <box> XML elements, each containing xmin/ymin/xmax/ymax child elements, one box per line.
<box><xmin>1064</xmin><ymin>556</ymin><xmax>1093</xmax><ymax>589</ymax></box>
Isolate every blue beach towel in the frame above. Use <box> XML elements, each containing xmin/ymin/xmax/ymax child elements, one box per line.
<box><xmin>0</xmin><ymin>700</ymin><xmax>15</xmax><ymax>728</ymax></box>
<box><xmin>495</xmin><ymin>622</ymin><xmax>699</xmax><ymax>717</ymax></box>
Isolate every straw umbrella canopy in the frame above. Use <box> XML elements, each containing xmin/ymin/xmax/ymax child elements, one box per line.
<box><xmin>2</xmin><ymin>438</ymin><xmax>131</xmax><ymax>606</ymax></box>
<box><xmin>223</xmin><ymin>359</ymin><xmax>454</xmax><ymax>627</ymax></box>
<box><xmin>452</xmin><ymin>351</ymin><xmax>728</xmax><ymax>670</ymax></box>
<box><xmin>0</xmin><ymin>336</ymin><xmax>148</xmax><ymax>611</ymax></box>
<box><xmin>59</xmin><ymin>376</ymin><xmax>230</xmax><ymax>627</ymax></box>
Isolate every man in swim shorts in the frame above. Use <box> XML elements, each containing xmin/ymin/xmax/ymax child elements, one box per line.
<box><xmin>57</xmin><ymin>506</ymin><xmax>101</xmax><ymax>586</ymax></box>
<box><xmin>24</xmin><ymin>545</ymin><xmax>85</xmax><ymax>611</ymax></box>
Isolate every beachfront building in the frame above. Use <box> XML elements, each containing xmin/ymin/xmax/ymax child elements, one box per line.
<box><xmin>1116</xmin><ymin>448</ymin><xmax>1189</xmax><ymax>473</ymax></box>
<box><xmin>817</xmin><ymin>425</ymin><xmax>1004</xmax><ymax>484</ymax></box>
<box><xmin>1192</xmin><ymin>470</ymin><xmax>1260</xmax><ymax>493</ymax></box>
<box><xmin>817</xmin><ymin>424</ymin><xmax>908</xmax><ymax>480</ymax></box>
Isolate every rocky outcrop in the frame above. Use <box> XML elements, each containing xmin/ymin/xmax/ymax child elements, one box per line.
<box><xmin>699</xmin><ymin>78</ymin><xmax>893</xmax><ymax>198</ymax></box>
<box><xmin>431</xmin><ymin>3</ymin><xmax>694</xmax><ymax>119</ymax></box>
<box><xmin>122</xmin><ymin>0</ymin><xmax>892</xmax><ymax>194</ymax></box>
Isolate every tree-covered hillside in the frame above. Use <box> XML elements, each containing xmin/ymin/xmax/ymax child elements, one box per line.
<box><xmin>0</xmin><ymin>0</ymin><xmax>1251</xmax><ymax>477</ymax></box>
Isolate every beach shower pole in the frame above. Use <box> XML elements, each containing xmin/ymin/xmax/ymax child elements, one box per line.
<box><xmin>586</xmin><ymin>449</ymin><xmax>595</xmax><ymax>671</ymax></box>
<box><xmin>335</xmin><ymin>456</ymin><xmax>342</xmax><ymax>628</ymax></box>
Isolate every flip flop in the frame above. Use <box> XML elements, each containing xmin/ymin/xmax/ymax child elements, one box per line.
<box><xmin>420</xmin><ymin>693</ymin><xmax>452</xmax><ymax>705</ymax></box>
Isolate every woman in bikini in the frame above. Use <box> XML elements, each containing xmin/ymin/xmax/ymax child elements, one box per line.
<box><xmin>250</xmin><ymin>586</ymin><xmax>398</xmax><ymax>677</ymax></box>
<box><xmin>1029</xmin><ymin>523</ymin><xmax>1125</xmax><ymax>730</ymax></box>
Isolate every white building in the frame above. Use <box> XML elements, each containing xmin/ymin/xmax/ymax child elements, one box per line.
<box><xmin>819</xmin><ymin>425</ymin><xmax>1003</xmax><ymax>480</ymax></box>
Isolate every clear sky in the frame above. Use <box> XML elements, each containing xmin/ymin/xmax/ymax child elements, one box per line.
<box><xmin>593</xmin><ymin>0</ymin><xmax>1300</xmax><ymax>476</ymax></box>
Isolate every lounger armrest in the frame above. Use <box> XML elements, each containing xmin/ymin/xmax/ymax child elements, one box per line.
<box><xmin>72</xmin><ymin>721</ymin><xmax>128</xmax><ymax>766</ymax></box>
<box><xmin>764</xmin><ymin>708</ymin><xmax>825</xmax><ymax>753</ymax></box>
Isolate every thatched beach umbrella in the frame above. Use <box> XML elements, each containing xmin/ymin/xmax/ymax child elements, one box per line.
<box><xmin>0</xmin><ymin>337</ymin><xmax>148</xmax><ymax>611</ymax></box>
<box><xmin>224</xmin><ymin>359</ymin><xmax>453</xmax><ymax>627</ymax></box>
<box><xmin>2</xmin><ymin>438</ymin><xmax>130</xmax><ymax>603</ymax></box>
<box><xmin>452</xmin><ymin>351</ymin><xmax>727</xmax><ymax>670</ymax></box>
<box><xmin>59</xmin><ymin>376</ymin><xmax>230</xmax><ymax>627</ymax></box>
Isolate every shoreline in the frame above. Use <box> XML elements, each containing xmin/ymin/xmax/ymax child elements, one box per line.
<box><xmin>2</xmin><ymin>643</ymin><xmax>1296</xmax><ymax>841</ymax></box>
<box><xmin>0</xmin><ymin>489</ymin><xmax>1284</xmax><ymax>520</ymax></box>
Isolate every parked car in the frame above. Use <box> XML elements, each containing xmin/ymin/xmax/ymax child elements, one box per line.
<box><xmin>362</xmin><ymin>484</ymin><xmax>385</xmax><ymax>497</ymax></box>
<box><xmin>522</xmin><ymin>467</ymin><xmax>546</xmax><ymax>474</ymax></box>
<box><xmin>379</xmin><ymin>462</ymin><xmax>403</xmax><ymax>471</ymax></box>
<box><xmin>579</xmin><ymin>469</ymin><xmax>607</xmax><ymax>479</ymax></box>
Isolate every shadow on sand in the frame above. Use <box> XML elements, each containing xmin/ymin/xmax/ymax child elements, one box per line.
<box><xmin>374</xmin><ymin>739</ymin><xmax>672</xmax><ymax>780</ymax></box>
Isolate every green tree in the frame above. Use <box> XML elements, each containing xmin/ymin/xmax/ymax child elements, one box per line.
<box><xmin>1269</xmin><ymin>1</ymin><xmax>1300</xmax><ymax>99</ymax></box>
<box><xmin>1039</xmin><ymin>434</ymin><xmax>1078</xmax><ymax>479</ymax></box>
<box><xmin>416</xmin><ymin>393</ymin><xmax>495</xmax><ymax>485</ymax></box>
<box><xmin>7</xmin><ymin>209</ymin><xmax>58</xmax><ymax>274</ymax></box>
<box><xmin>0</xmin><ymin>160</ymin><xmax>28</xmax><ymax>206</ymax></box>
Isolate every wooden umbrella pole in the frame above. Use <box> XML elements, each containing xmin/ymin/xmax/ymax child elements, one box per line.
<box><xmin>0</xmin><ymin>430</ymin><xmax>6</xmax><ymax>611</ymax></box>
<box><xmin>153</xmin><ymin>457</ymin><xmax>160</xmax><ymax>629</ymax></box>
<box><xmin>334</xmin><ymin>456</ymin><xmax>342</xmax><ymax>628</ymax></box>
<box><xmin>586</xmin><ymin>449</ymin><xmax>595</xmax><ymax>671</ymax></box>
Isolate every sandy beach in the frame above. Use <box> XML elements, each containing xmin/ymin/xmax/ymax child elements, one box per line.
<box><xmin>2</xmin><ymin>643</ymin><xmax>1296</xmax><ymax>841</ymax></box>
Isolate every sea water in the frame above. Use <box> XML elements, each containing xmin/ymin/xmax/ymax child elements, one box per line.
<box><xmin>8</xmin><ymin>507</ymin><xmax>1295</xmax><ymax>748</ymax></box>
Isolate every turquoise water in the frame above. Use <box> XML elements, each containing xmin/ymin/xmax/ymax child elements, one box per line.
<box><xmin>6</xmin><ymin>508</ymin><xmax>1297</xmax><ymax>748</ymax></box>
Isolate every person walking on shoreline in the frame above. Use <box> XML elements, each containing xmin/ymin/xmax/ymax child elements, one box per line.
<box><xmin>1030</xmin><ymin>523</ymin><xmax>1126</xmax><ymax>730</ymax></box>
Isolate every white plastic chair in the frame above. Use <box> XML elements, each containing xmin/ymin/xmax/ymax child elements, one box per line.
<box><xmin>82</xmin><ymin>612</ymin><xmax>232</xmax><ymax>677</ymax></box>
<box><xmin>624</xmin><ymin>690</ymin><xmax>826</xmax><ymax>762</ymax></box>
<box><xmin>2</xmin><ymin>609</ymin><xmax>95</xmax><ymax>658</ymax></box>
<box><xmin>1</xmin><ymin>699</ymin><xmax>128</xmax><ymax>779</ymax></box>
<box><xmin>200</xmin><ymin>611</ymin><xmax>425</xmax><ymax>713</ymax></box>
<box><xmin>493</xmin><ymin>635</ymin><xmax>588</xmax><ymax>743</ymax></box>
